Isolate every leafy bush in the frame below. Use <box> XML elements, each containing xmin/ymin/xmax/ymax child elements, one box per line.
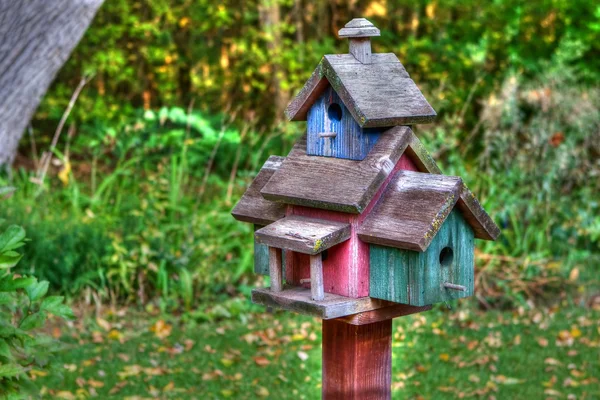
<box><xmin>0</xmin><ymin>223</ymin><xmax>75</xmax><ymax>397</ymax></box>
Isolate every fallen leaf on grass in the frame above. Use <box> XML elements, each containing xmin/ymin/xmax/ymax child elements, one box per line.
<box><xmin>149</xmin><ymin>320</ymin><xmax>172</xmax><ymax>339</ymax></box>
<box><xmin>545</xmin><ymin>358</ymin><xmax>562</xmax><ymax>366</ymax></box>
<box><xmin>536</xmin><ymin>337</ymin><xmax>549</xmax><ymax>347</ymax></box>
<box><xmin>256</xmin><ymin>386</ymin><xmax>269</xmax><ymax>397</ymax></box>
<box><xmin>109</xmin><ymin>381</ymin><xmax>128</xmax><ymax>395</ymax></box>
<box><xmin>492</xmin><ymin>375</ymin><xmax>525</xmax><ymax>385</ymax></box>
<box><xmin>253</xmin><ymin>356</ymin><xmax>270</xmax><ymax>367</ymax></box>
<box><xmin>439</xmin><ymin>353</ymin><xmax>450</xmax><ymax>362</ymax></box>
<box><xmin>297</xmin><ymin>351</ymin><xmax>309</xmax><ymax>361</ymax></box>
<box><xmin>96</xmin><ymin>317</ymin><xmax>111</xmax><ymax>331</ymax></box>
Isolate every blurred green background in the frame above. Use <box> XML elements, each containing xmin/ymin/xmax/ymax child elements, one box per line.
<box><xmin>1</xmin><ymin>0</ymin><xmax>599</xmax><ymax>398</ymax></box>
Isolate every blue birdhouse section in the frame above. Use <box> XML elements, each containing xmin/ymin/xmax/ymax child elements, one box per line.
<box><xmin>306</xmin><ymin>86</ymin><xmax>382</xmax><ymax>160</ymax></box>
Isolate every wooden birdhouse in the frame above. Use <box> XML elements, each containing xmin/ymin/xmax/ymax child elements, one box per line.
<box><xmin>232</xmin><ymin>18</ymin><xmax>499</xmax><ymax>320</ymax></box>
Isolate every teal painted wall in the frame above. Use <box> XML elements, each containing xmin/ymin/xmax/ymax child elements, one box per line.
<box><xmin>254</xmin><ymin>225</ymin><xmax>286</xmax><ymax>277</ymax></box>
<box><xmin>369</xmin><ymin>210</ymin><xmax>475</xmax><ymax>306</ymax></box>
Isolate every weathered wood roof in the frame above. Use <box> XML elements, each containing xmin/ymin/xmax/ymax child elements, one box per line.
<box><xmin>285</xmin><ymin>53</ymin><xmax>436</xmax><ymax>128</ymax></box>
<box><xmin>261</xmin><ymin>126</ymin><xmax>412</xmax><ymax>213</ymax></box>
<box><xmin>255</xmin><ymin>215</ymin><xmax>351</xmax><ymax>255</ymax></box>
<box><xmin>231</xmin><ymin>156</ymin><xmax>287</xmax><ymax>226</ymax></box>
<box><xmin>357</xmin><ymin>170</ymin><xmax>499</xmax><ymax>251</ymax></box>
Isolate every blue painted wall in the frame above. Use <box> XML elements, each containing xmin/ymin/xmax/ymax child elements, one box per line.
<box><xmin>307</xmin><ymin>85</ymin><xmax>382</xmax><ymax>160</ymax></box>
<box><xmin>369</xmin><ymin>210</ymin><xmax>475</xmax><ymax>306</ymax></box>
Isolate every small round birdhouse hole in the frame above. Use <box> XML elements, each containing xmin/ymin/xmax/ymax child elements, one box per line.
<box><xmin>439</xmin><ymin>247</ymin><xmax>454</xmax><ymax>267</ymax></box>
<box><xmin>327</xmin><ymin>103</ymin><xmax>342</xmax><ymax>121</ymax></box>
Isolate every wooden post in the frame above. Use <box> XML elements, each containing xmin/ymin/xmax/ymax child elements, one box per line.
<box><xmin>309</xmin><ymin>254</ymin><xmax>324</xmax><ymax>301</ymax></box>
<box><xmin>322</xmin><ymin>318</ymin><xmax>392</xmax><ymax>400</ymax></box>
<box><xmin>269</xmin><ymin>247</ymin><xmax>283</xmax><ymax>292</ymax></box>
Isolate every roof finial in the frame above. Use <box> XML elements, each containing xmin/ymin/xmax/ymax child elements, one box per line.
<box><xmin>338</xmin><ymin>18</ymin><xmax>380</xmax><ymax>65</ymax></box>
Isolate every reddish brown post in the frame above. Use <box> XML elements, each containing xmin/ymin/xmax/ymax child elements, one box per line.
<box><xmin>322</xmin><ymin>319</ymin><xmax>392</xmax><ymax>400</ymax></box>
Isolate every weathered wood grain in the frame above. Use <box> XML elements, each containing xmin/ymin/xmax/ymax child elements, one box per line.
<box><xmin>322</xmin><ymin>319</ymin><xmax>391</xmax><ymax>399</ymax></box>
<box><xmin>457</xmin><ymin>185</ymin><xmax>501</xmax><ymax>240</ymax></box>
<box><xmin>369</xmin><ymin>210</ymin><xmax>475</xmax><ymax>306</ymax></box>
<box><xmin>255</xmin><ymin>215</ymin><xmax>350</xmax><ymax>255</ymax></box>
<box><xmin>251</xmin><ymin>286</ymin><xmax>395</xmax><ymax>319</ymax></box>
<box><xmin>338</xmin><ymin>18</ymin><xmax>381</xmax><ymax>38</ymax></box>
<box><xmin>231</xmin><ymin>156</ymin><xmax>287</xmax><ymax>225</ymax></box>
<box><xmin>284</xmin><ymin>154</ymin><xmax>418</xmax><ymax>299</ymax></box>
<box><xmin>348</xmin><ymin>38</ymin><xmax>372</xmax><ymax>64</ymax></box>
<box><xmin>285</xmin><ymin>53</ymin><xmax>436</xmax><ymax>127</ymax></box>
<box><xmin>403</xmin><ymin>135</ymin><xmax>500</xmax><ymax>241</ymax></box>
<box><xmin>268</xmin><ymin>247</ymin><xmax>283</xmax><ymax>292</ymax></box>
<box><xmin>307</xmin><ymin>85</ymin><xmax>382</xmax><ymax>160</ymax></box>
<box><xmin>358</xmin><ymin>170</ymin><xmax>463</xmax><ymax>251</ymax></box>
<box><xmin>310</xmin><ymin>254</ymin><xmax>324</xmax><ymax>300</ymax></box>
<box><xmin>337</xmin><ymin>303</ymin><xmax>431</xmax><ymax>326</ymax></box>
<box><xmin>261</xmin><ymin>127</ymin><xmax>412</xmax><ymax>213</ymax></box>
<box><xmin>253</xmin><ymin>225</ymin><xmax>270</xmax><ymax>275</ymax></box>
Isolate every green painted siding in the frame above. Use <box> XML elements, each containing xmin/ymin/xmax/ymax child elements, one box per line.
<box><xmin>369</xmin><ymin>210</ymin><xmax>475</xmax><ymax>306</ymax></box>
<box><xmin>254</xmin><ymin>225</ymin><xmax>286</xmax><ymax>276</ymax></box>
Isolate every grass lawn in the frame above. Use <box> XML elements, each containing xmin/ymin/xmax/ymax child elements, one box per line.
<box><xmin>35</xmin><ymin>302</ymin><xmax>600</xmax><ymax>399</ymax></box>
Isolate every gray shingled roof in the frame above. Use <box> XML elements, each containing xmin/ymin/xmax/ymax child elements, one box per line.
<box><xmin>285</xmin><ymin>53</ymin><xmax>436</xmax><ymax>128</ymax></box>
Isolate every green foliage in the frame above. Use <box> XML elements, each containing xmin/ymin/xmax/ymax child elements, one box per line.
<box><xmin>0</xmin><ymin>223</ymin><xmax>74</xmax><ymax>397</ymax></box>
<box><xmin>32</xmin><ymin>0</ymin><xmax>600</xmax><ymax>139</ymax></box>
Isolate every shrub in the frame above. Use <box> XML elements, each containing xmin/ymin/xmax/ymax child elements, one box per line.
<box><xmin>0</xmin><ymin>223</ymin><xmax>75</xmax><ymax>396</ymax></box>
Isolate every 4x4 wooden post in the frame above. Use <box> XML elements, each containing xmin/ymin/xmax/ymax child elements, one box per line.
<box><xmin>322</xmin><ymin>318</ymin><xmax>391</xmax><ymax>400</ymax></box>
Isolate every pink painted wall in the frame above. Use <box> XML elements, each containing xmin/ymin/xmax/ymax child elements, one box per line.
<box><xmin>285</xmin><ymin>153</ymin><xmax>419</xmax><ymax>298</ymax></box>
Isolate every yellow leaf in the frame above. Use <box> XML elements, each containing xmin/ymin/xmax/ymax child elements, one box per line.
<box><xmin>221</xmin><ymin>358</ymin><xmax>234</xmax><ymax>367</ymax></box>
<box><xmin>570</xmin><ymin>327</ymin><xmax>582</xmax><ymax>338</ymax></box>
<box><xmin>220</xmin><ymin>389</ymin><xmax>234</xmax><ymax>397</ymax></box>
<box><xmin>96</xmin><ymin>317</ymin><xmax>111</xmax><ymax>331</ymax></box>
<box><xmin>163</xmin><ymin>381</ymin><xmax>175</xmax><ymax>392</ymax></box>
<box><xmin>439</xmin><ymin>353</ymin><xmax>450</xmax><ymax>362</ymax></box>
<box><xmin>55</xmin><ymin>391</ymin><xmax>76</xmax><ymax>400</ymax></box>
<box><xmin>29</xmin><ymin>369</ymin><xmax>48</xmax><ymax>377</ymax></box>
<box><xmin>150</xmin><ymin>320</ymin><xmax>172</xmax><ymax>339</ymax></box>
<box><xmin>256</xmin><ymin>386</ymin><xmax>269</xmax><ymax>397</ymax></box>
<box><xmin>58</xmin><ymin>160</ymin><xmax>71</xmax><ymax>186</ymax></box>
<box><xmin>108</xmin><ymin>329</ymin><xmax>122</xmax><ymax>341</ymax></box>
<box><xmin>179</xmin><ymin>17</ymin><xmax>191</xmax><ymax>28</ymax></box>
<box><xmin>88</xmin><ymin>379</ymin><xmax>104</xmax><ymax>388</ymax></box>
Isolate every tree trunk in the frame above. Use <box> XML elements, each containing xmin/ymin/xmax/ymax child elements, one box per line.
<box><xmin>0</xmin><ymin>0</ymin><xmax>104</xmax><ymax>167</ymax></box>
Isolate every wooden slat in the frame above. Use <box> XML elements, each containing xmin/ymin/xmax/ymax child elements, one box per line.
<box><xmin>255</xmin><ymin>215</ymin><xmax>351</xmax><ymax>255</ymax></box>
<box><xmin>268</xmin><ymin>247</ymin><xmax>283</xmax><ymax>292</ymax></box>
<box><xmin>261</xmin><ymin>126</ymin><xmax>412</xmax><ymax>213</ymax></box>
<box><xmin>369</xmin><ymin>210</ymin><xmax>475</xmax><ymax>306</ymax></box>
<box><xmin>231</xmin><ymin>156</ymin><xmax>287</xmax><ymax>225</ymax></box>
<box><xmin>251</xmin><ymin>286</ymin><xmax>395</xmax><ymax>319</ymax></box>
<box><xmin>310</xmin><ymin>254</ymin><xmax>324</xmax><ymax>301</ymax></box>
<box><xmin>358</xmin><ymin>170</ymin><xmax>463</xmax><ymax>251</ymax></box>
<box><xmin>337</xmin><ymin>303</ymin><xmax>431</xmax><ymax>326</ymax></box>
<box><xmin>307</xmin><ymin>85</ymin><xmax>382</xmax><ymax>160</ymax></box>
<box><xmin>322</xmin><ymin>319</ymin><xmax>391</xmax><ymax>399</ymax></box>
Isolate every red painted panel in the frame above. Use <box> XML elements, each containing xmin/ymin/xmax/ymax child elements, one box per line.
<box><xmin>285</xmin><ymin>153</ymin><xmax>418</xmax><ymax>298</ymax></box>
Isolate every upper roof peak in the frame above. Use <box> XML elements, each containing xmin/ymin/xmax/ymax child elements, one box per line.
<box><xmin>338</xmin><ymin>18</ymin><xmax>380</xmax><ymax>38</ymax></box>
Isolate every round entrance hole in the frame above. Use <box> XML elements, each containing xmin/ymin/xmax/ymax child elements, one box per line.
<box><xmin>327</xmin><ymin>103</ymin><xmax>342</xmax><ymax>121</ymax></box>
<box><xmin>439</xmin><ymin>247</ymin><xmax>454</xmax><ymax>267</ymax></box>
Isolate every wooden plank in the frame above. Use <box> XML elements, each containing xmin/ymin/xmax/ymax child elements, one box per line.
<box><xmin>231</xmin><ymin>156</ymin><xmax>287</xmax><ymax>225</ymax></box>
<box><xmin>253</xmin><ymin>225</ymin><xmax>270</xmax><ymax>275</ymax></box>
<box><xmin>322</xmin><ymin>319</ymin><xmax>391</xmax><ymax>399</ymax></box>
<box><xmin>310</xmin><ymin>254</ymin><xmax>324</xmax><ymax>301</ymax></box>
<box><xmin>349</xmin><ymin>38</ymin><xmax>372</xmax><ymax>64</ymax></box>
<box><xmin>457</xmin><ymin>185</ymin><xmax>501</xmax><ymax>241</ymax></box>
<box><xmin>255</xmin><ymin>215</ymin><xmax>351</xmax><ymax>255</ymax></box>
<box><xmin>369</xmin><ymin>210</ymin><xmax>475</xmax><ymax>306</ymax></box>
<box><xmin>268</xmin><ymin>247</ymin><xmax>283</xmax><ymax>292</ymax></box>
<box><xmin>336</xmin><ymin>303</ymin><xmax>431</xmax><ymax>326</ymax></box>
<box><xmin>358</xmin><ymin>170</ymin><xmax>463</xmax><ymax>251</ymax></box>
<box><xmin>405</xmin><ymin>133</ymin><xmax>443</xmax><ymax>174</ymax></box>
<box><xmin>261</xmin><ymin>126</ymin><xmax>412</xmax><ymax>213</ymax></box>
<box><xmin>307</xmin><ymin>85</ymin><xmax>382</xmax><ymax>160</ymax></box>
<box><xmin>251</xmin><ymin>286</ymin><xmax>395</xmax><ymax>319</ymax></box>
<box><xmin>338</xmin><ymin>17</ymin><xmax>381</xmax><ymax>38</ymax></box>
